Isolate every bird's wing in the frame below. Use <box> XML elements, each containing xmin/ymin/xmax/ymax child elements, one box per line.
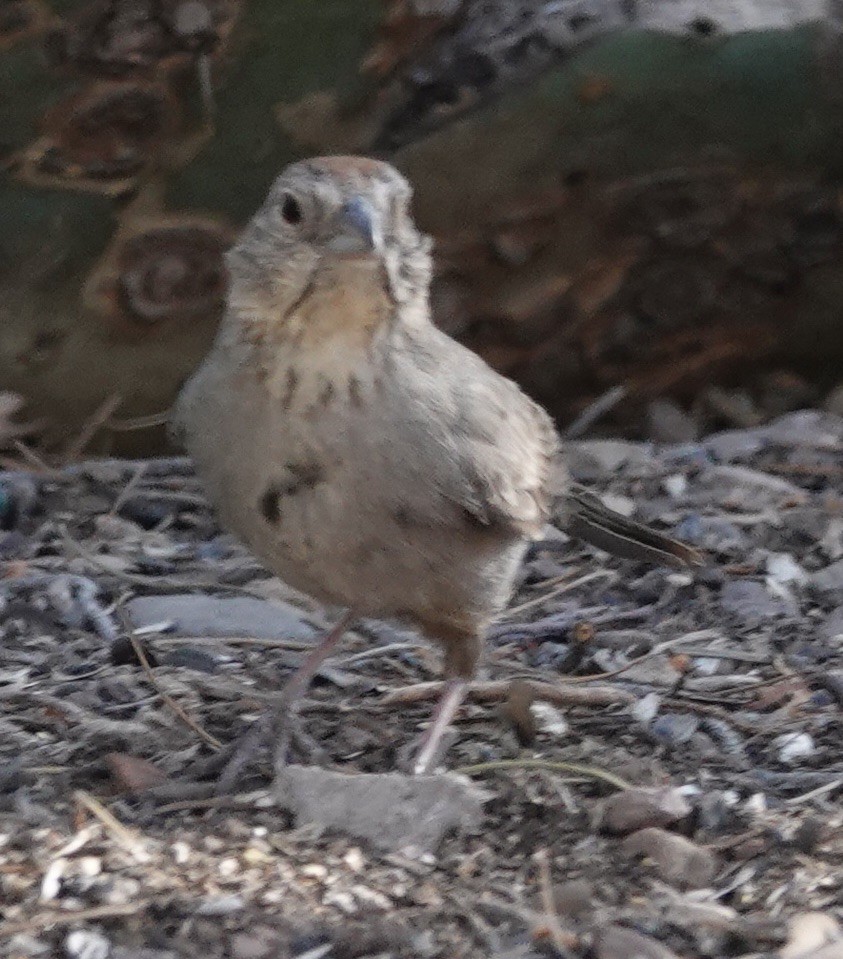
<box><xmin>439</xmin><ymin>359</ymin><xmax>559</xmax><ymax>539</ymax></box>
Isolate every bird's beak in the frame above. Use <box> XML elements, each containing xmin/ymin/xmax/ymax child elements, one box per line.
<box><xmin>326</xmin><ymin>196</ymin><xmax>382</xmax><ymax>256</ymax></box>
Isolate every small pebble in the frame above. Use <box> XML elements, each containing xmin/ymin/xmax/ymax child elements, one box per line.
<box><xmin>598</xmin><ymin>786</ymin><xmax>691</xmax><ymax>835</ymax></box>
<box><xmin>663</xmin><ymin>474</ymin><xmax>688</xmax><ymax>499</ymax></box>
<box><xmin>196</xmin><ymin>894</ymin><xmax>246</xmax><ymax>915</ymax></box>
<box><xmin>631</xmin><ymin>692</ymin><xmax>661</xmax><ymax>723</ymax></box>
<box><xmin>65</xmin><ymin>930</ymin><xmax>110</xmax><ymax>959</ymax></box>
<box><xmin>651</xmin><ymin>712</ymin><xmax>700</xmax><ymax>745</ymax></box>
<box><xmin>766</xmin><ymin>553</ymin><xmax>808</xmax><ymax>587</ymax></box>
<box><xmin>622</xmin><ymin>827</ymin><xmax>719</xmax><ymax>889</ymax></box>
<box><xmin>775</xmin><ymin>732</ymin><xmax>815</xmax><ymax>764</ymax></box>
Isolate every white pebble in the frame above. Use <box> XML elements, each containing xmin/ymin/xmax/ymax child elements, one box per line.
<box><xmin>631</xmin><ymin>692</ymin><xmax>661</xmax><ymax>723</ymax></box>
<box><xmin>532</xmin><ymin>702</ymin><xmax>569</xmax><ymax>736</ymax></box>
<box><xmin>775</xmin><ymin>732</ymin><xmax>815</xmax><ymax>764</ymax></box>
<box><xmin>663</xmin><ymin>474</ymin><xmax>688</xmax><ymax>499</ymax></box>
<box><xmin>197</xmin><ymin>894</ymin><xmax>245</xmax><ymax>915</ymax></box>
<box><xmin>40</xmin><ymin>859</ymin><xmax>66</xmax><ymax>902</ymax></box>
<box><xmin>766</xmin><ymin>553</ymin><xmax>808</xmax><ymax>586</ymax></box>
<box><xmin>65</xmin><ymin>930</ymin><xmax>110</xmax><ymax>959</ymax></box>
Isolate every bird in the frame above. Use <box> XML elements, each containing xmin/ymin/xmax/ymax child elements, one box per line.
<box><xmin>171</xmin><ymin>155</ymin><xmax>700</xmax><ymax>779</ymax></box>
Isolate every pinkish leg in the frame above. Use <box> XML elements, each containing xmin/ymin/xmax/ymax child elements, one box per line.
<box><xmin>218</xmin><ymin>609</ymin><xmax>355</xmax><ymax>792</ymax></box>
<box><xmin>279</xmin><ymin>608</ymin><xmax>356</xmax><ymax>706</ymax></box>
<box><xmin>413</xmin><ymin>678</ymin><xmax>468</xmax><ymax>775</ymax></box>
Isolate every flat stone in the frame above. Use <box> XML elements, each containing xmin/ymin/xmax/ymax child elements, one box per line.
<box><xmin>275</xmin><ymin>765</ymin><xmax>487</xmax><ymax>852</ymax></box>
<box><xmin>812</xmin><ymin>559</ymin><xmax>843</xmax><ymax>603</ymax></box>
<box><xmin>704</xmin><ymin>428</ymin><xmax>764</xmax><ymax>462</ymax></box>
<box><xmin>125</xmin><ymin>595</ymin><xmax>317</xmax><ymax>641</ymax></box>
<box><xmin>720</xmin><ymin>580</ymin><xmax>797</xmax><ymax>620</ymax></box>
<box><xmin>566</xmin><ymin>440</ymin><xmax>657</xmax><ymax>478</ymax></box>
<box><xmin>820</xmin><ymin>607</ymin><xmax>843</xmax><ymax>641</ymax></box>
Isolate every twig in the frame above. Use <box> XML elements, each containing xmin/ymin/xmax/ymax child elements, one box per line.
<box><xmin>515</xmin><ymin>631</ymin><xmax>760</xmax><ymax>686</ymax></box>
<box><xmin>64</xmin><ymin>392</ymin><xmax>123</xmax><ymax>461</ymax></box>
<box><xmin>293</xmin><ymin>946</ymin><xmax>333</xmax><ymax>959</ymax></box>
<box><xmin>107</xmin><ymin>410</ymin><xmax>170</xmax><ymax>432</ymax></box>
<box><xmin>0</xmin><ymin>901</ymin><xmax>151</xmax><ymax>937</ymax></box>
<box><xmin>455</xmin><ymin>758</ymin><xmax>631</xmax><ymax>791</ymax></box>
<box><xmin>12</xmin><ymin>439</ymin><xmax>54</xmax><ymax>473</ymax></box>
<box><xmin>381</xmin><ymin>678</ymin><xmax>635</xmax><ymax>707</ymax></box>
<box><xmin>74</xmin><ymin>790</ymin><xmax>151</xmax><ymax>862</ymax></box>
<box><xmin>109</xmin><ymin>461</ymin><xmax>149</xmax><ymax>516</ymax></box>
<box><xmin>126</xmin><ymin>631</ymin><xmax>222</xmax><ymax>751</ymax></box>
<box><xmin>503</xmin><ymin>569</ymin><xmax>617</xmax><ymax>619</ymax></box>
<box><xmin>336</xmin><ymin>641</ymin><xmax>421</xmax><ymax>665</ymax></box>
<box><xmin>152</xmin><ymin>635</ymin><xmax>316</xmax><ymax>650</ymax></box>
<box><xmin>154</xmin><ymin>788</ymin><xmax>267</xmax><ymax>813</ymax></box>
<box><xmin>60</xmin><ymin>527</ymin><xmax>259</xmax><ymax>596</ymax></box>
<box><xmin>564</xmin><ymin>384</ymin><xmax>628</xmax><ymax>439</ymax></box>
<box><xmin>785</xmin><ymin>777</ymin><xmax>843</xmax><ymax>806</ymax></box>
<box><xmin>533</xmin><ymin>848</ymin><xmax>581</xmax><ymax>952</ymax></box>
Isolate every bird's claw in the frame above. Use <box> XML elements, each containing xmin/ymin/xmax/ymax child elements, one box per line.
<box><xmin>216</xmin><ymin>703</ymin><xmax>328</xmax><ymax>794</ymax></box>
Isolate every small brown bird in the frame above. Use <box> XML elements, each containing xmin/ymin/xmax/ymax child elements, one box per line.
<box><xmin>172</xmin><ymin>156</ymin><xmax>698</xmax><ymax>777</ymax></box>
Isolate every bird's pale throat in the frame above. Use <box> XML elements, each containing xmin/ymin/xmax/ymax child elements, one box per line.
<box><xmin>283</xmin><ymin>259</ymin><xmax>394</xmax><ymax>348</ymax></box>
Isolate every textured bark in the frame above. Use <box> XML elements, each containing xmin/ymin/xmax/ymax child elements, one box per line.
<box><xmin>1</xmin><ymin>0</ymin><xmax>842</xmax><ymax>453</ymax></box>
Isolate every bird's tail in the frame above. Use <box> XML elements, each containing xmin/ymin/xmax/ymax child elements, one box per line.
<box><xmin>559</xmin><ymin>485</ymin><xmax>704</xmax><ymax>570</ymax></box>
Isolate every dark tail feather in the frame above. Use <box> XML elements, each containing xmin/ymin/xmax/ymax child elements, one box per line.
<box><xmin>562</xmin><ymin>486</ymin><xmax>704</xmax><ymax>570</ymax></box>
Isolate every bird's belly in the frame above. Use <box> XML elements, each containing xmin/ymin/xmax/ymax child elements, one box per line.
<box><xmin>185</xmin><ymin>369</ymin><xmax>525</xmax><ymax>627</ymax></box>
<box><xmin>211</xmin><ymin>452</ymin><xmax>522</xmax><ymax>625</ymax></box>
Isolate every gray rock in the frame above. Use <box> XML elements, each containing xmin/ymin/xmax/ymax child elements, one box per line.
<box><xmin>720</xmin><ymin>580</ymin><xmax>797</xmax><ymax>620</ymax></box>
<box><xmin>594</xmin><ymin>925</ymin><xmax>681</xmax><ymax>959</ymax></box>
<box><xmin>762</xmin><ymin>410</ymin><xmax>843</xmax><ymax>448</ymax></box>
<box><xmin>691</xmin><ymin>517</ymin><xmax>747</xmax><ymax>552</ymax></box>
<box><xmin>566</xmin><ymin>440</ymin><xmax>657</xmax><ymax>478</ymax></box>
<box><xmin>821</xmin><ymin>606</ymin><xmax>843</xmax><ymax>641</ymax></box>
<box><xmin>65</xmin><ymin>931</ymin><xmax>110</xmax><ymax>959</ymax></box>
<box><xmin>646</xmin><ymin>399</ymin><xmax>698</xmax><ymax>444</ymax></box>
<box><xmin>704</xmin><ymin>428</ymin><xmax>764</xmax><ymax>462</ymax></box>
<box><xmin>651</xmin><ymin>712</ymin><xmax>701</xmax><ymax>745</ymax></box>
<box><xmin>9</xmin><ymin>936</ymin><xmax>50</xmax><ymax>957</ymax></box>
<box><xmin>698</xmin><ymin>465</ymin><xmax>807</xmax><ymax>507</ymax></box>
<box><xmin>811</xmin><ymin>559</ymin><xmax>843</xmax><ymax>603</ymax></box>
<box><xmin>125</xmin><ymin>595</ymin><xmax>317</xmax><ymax>641</ymax></box>
<box><xmin>112</xmin><ymin>951</ymin><xmax>178</xmax><ymax>959</ymax></box>
<box><xmin>774</xmin><ymin>732</ymin><xmax>815</xmax><ymax>764</ymax></box>
<box><xmin>275</xmin><ymin>765</ymin><xmax>487</xmax><ymax>852</ymax></box>
<box><xmin>196</xmin><ymin>894</ymin><xmax>246</xmax><ymax>915</ymax></box>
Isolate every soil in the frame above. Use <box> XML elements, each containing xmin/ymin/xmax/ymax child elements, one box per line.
<box><xmin>0</xmin><ymin>410</ymin><xmax>841</xmax><ymax>959</ymax></box>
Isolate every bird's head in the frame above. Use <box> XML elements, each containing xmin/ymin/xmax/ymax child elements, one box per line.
<box><xmin>226</xmin><ymin>156</ymin><xmax>433</xmax><ymax>331</ymax></box>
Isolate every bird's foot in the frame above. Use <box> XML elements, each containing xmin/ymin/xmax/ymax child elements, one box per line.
<box><xmin>397</xmin><ymin>725</ymin><xmax>460</xmax><ymax>777</ymax></box>
<box><xmin>216</xmin><ymin>701</ymin><xmax>328</xmax><ymax>795</ymax></box>
<box><xmin>404</xmin><ymin>678</ymin><xmax>468</xmax><ymax>776</ymax></box>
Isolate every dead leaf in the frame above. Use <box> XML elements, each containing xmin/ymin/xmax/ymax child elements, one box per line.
<box><xmin>622</xmin><ymin>827</ymin><xmax>719</xmax><ymax>889</ymax></box>
<box><xmin>106</xmin><ymin>753</ymin><xmax>168</xmax><ymax>794</ymax></box>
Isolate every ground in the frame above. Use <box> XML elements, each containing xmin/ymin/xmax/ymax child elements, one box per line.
<box><xmin>0</xmin><ymin>410</ymin><xmax>841</xmax><ymax>959</ymax></box>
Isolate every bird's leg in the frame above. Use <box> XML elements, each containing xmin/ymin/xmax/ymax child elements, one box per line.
<box><xmin>412</xmin><ymin>677</ymin><xmax>469</xmax><ymax>775</ymax></box>
<box><xmin>278</xmin><ymin>608</ymin><xmax>356</xmax><ymax>707</ymax></box>
<box><xmin>217</xmin><ymin>609</ymin><xmax>355</xmax><ymax>792</ymax></box>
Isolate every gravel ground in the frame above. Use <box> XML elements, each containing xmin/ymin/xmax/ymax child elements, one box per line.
<box><xmin>0</xmin><ymin>409</ymin><xmax>841</xmax><ymax>959</ymax></box>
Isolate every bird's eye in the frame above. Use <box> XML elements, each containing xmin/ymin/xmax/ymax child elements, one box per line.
<box><xmin>280</xmin><ymin>193</ymin><xmax>303</xmax><ymax>225</ymax></box>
